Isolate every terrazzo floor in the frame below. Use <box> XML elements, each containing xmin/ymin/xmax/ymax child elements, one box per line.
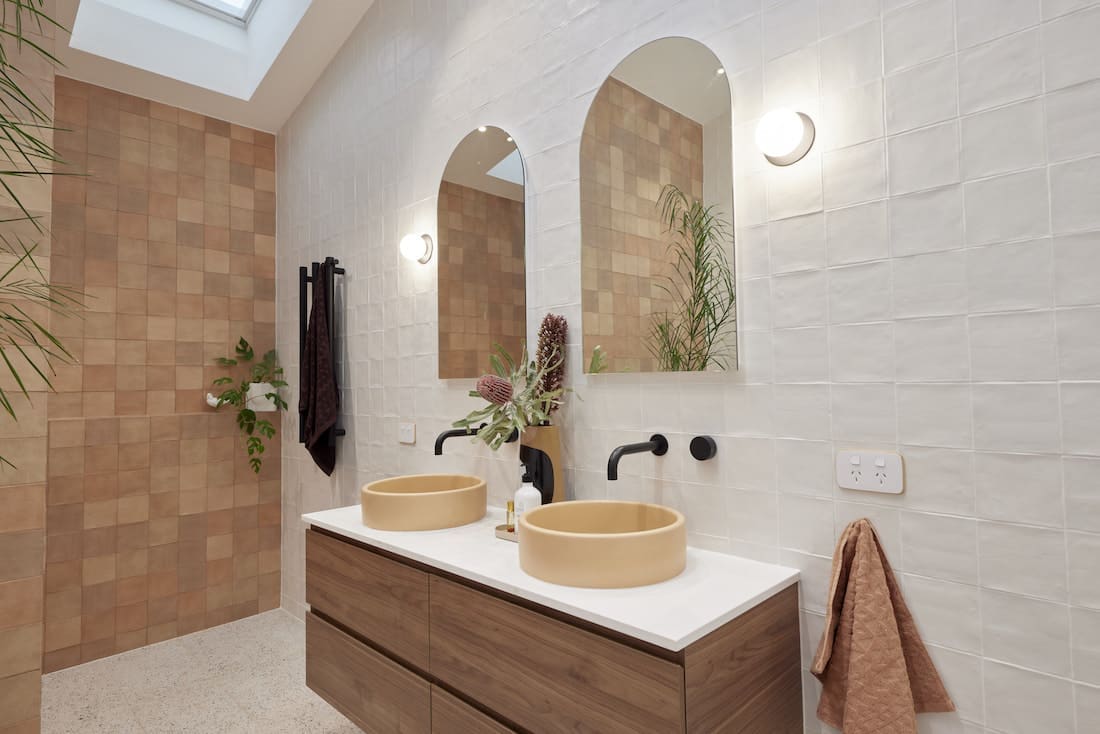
<box><xmin>41</xmin><ymin>610</ymin><xmax>360</xmax><ymax>733</ymax></box>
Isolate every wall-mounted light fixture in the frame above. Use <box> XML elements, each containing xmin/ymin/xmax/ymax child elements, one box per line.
<box><xmin>755</xmin><ymin>109</ymin><xmax>815</xmax><ymax>166</ymax></box>
<box><xmin>399</xmin><ymin>233</ymin><xmax>433</xmax><ymax>264</ymax></box>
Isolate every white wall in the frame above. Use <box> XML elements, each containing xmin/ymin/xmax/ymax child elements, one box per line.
<box><xmin>277</xmin><ymin>1</ymin><xmax>1100</xmax><ymax>731</ymax></box>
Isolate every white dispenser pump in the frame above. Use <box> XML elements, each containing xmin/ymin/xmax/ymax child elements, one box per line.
<box><xmin>513</xmin><ymin>468</ymin><xmax>542</xmax><ymax>536</ymax></box>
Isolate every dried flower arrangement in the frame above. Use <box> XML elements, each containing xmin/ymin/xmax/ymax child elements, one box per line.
<box><xmin>453</xmin><ymin>313</ymin><xmax>568</xmax><ymax>450</ymax></box>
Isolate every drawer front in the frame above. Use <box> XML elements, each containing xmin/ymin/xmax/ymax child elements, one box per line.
<box><xmin>431</xmin><ymin>687</ymin><xmax>514</xmax><ymax>734</ymax></box>
<box><xmin>429</xmin><ymin>576</ymin><xmax>685</xmax><ymax>734</ymax></box>
<box><xmin>306</xmin><ymin>612</ymin><xmax>430</xmax><ymax>734</ymax></box>
<box><xmin>306</xmin><ymin>528</ymin><xmax>430</xmax><ymax>669</ymax></box>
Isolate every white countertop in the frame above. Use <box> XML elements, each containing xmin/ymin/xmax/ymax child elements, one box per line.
<box><xmin>303</xmin><ymin>505</ymin><xmax>799</xmax><ymax>651</ymax></box>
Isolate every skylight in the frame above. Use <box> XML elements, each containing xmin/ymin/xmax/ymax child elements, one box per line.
<box><xmin>172</xmin><ymin>0</ymin><xmax>261</xmax><ymax>24</ymax></box>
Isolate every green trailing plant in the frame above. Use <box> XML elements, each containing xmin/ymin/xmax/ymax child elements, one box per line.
<box><xmin>454</xmin><ymin>342</ymin><xmax>565</xmax><ymax>450</ymax></box>
<box><xmin>646</xmin><ymin>183</ymin><xmax>736</xmax><ymax>372</ymax></box>
<box><xmin>0</xmin><ymin>1</ymin><xmax>80</xmax><ymax>469</ymax></box>
<box><xmin>212</xmin><ymin>338</ymin><xmax>288</xmax><ymax>473</ymax></box>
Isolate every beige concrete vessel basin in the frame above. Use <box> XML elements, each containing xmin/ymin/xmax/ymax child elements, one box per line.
<box><xmin>361</xmin><ymin>474</ymin><xmax>486</xmax><ymax>531</ymax></box>
<box><xmin>518</xmin><ymin>500</ymin><xmax>687</xmax><ymax>588</ymax></box>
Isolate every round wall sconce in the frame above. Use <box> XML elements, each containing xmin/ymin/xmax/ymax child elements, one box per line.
<box><xmin>399</xmin><ymin>233</ymin><xmax>433</xmax><ymax>264</ymax></box>
<box><xmin>755</xmin><ymin>109</ymin><xmax>815</xmax><ymax>166</ymax></box>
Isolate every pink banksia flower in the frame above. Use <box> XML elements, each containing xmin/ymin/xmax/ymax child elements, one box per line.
<box><xmin>476</xmin><ymin>374</ymin><xmax>513</xmax><ymax>405</ymax></box>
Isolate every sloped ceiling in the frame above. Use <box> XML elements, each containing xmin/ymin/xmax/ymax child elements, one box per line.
<box><xmin>53</xmin><ymin>0</ymin><xmax>373</xmax><ymax>132</ymax></box>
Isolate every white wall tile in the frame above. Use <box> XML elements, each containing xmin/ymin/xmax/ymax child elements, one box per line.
<box><xmin>1062</xmin><ymin>383</ymin><xmax>1100</xmax><ymax>456</ymax></box>
<box><xmin>1069</xmin><ymin>531</ymin><xmax>1100</xmax><ymax>607</ymax></box>
<box><xmin>830</xmin><ymin>323</ymin><xmax>895</xmax><ymax>382</ymax></box>
<box><xmin>893</xmin><ymin>251</ymin><xmax>968</xmax><ymax>318</ymax></box>
<box><xmin>822</xmin><ymin>140</ymin><xmax>887</xmax><ymax>208</ymax></box>
<box><xmin>1072</xmin><ymin>605</ymin><xmax>1100</xmax><ymax>685</ymax></box>
<box><xmin>826</xmin><ymin>200</ymin><xmax>889</xmax><ymax>266</ymax></box>
<box><xmin>984</xmin><ymin>661</ymin><xmax>1075</xmax><ymax>734</ymax></box>
<box><xmin>1078</xmin><ymin>684</ymin><xmax>1100</xmax><ymax>734</ymax></box>
<box><xmin>1054</xmin><ymin>231</ymin><xmax>1100</xmax><ymax>306</ymax></box>
<box><xmin>764</xmin><ymin>0</ymin><xmax>819</xmax><ymax>60</ymax></box>
<box><xmin>766</xmin><ymin>153</ymin><xmax>825</xmax><ymax>219</ymax></box>
<box><xmin>900</xmin><ymin>511</ymin><xmax>979</xmax><ymax>584</ymax></box>
<box><xmin>956</xmin><ymin>0</ymin><xmax>1041</xmax><ymax>49</ymax></box>
<box><xmin>1057</xmin><ymin>308</ymin><xmax>1100</xmax><ymax>377</ymax></box>
<box><xmin>1050</xmin><ymin>156</ymin><xmax>1100</xmax><ymax>233</ymax></box>
<box><xmin>979</xmin><ymin>521</ymin><xmax>1067</xmax><ymax>600</ymax></box>
<box><xmin>828</xmin><ymin>261</ymin><xmax>892</xmax><ymax>323</ymax></box>
<box><xmin>821</xmin><ymin>81</ymin><xmax>884</xmax><ymax>151</ymax></box>
<box><xmin>885</xmin><ymin>57</ymin><xmax>958</xmax><ymax>134</ymax></box>
<box><xmin>1043</xmin><ymin>0</ymin><xmax>1097</xmax><ymax>19</ymax></box>
<box><xmin>1041</xmin><ymin>5</ymin><xmax>1100</xmax><ymax>91</ymax></box>
<box><xmin>982</xmin><ymin>588</ymin><xmax>1072</xmax><ymax>675</ymax></box>
<box><xmin>888</xmin><ymin>122</ymin><xmax>961</xmax><ymax>195</ymax></box>
<box><xmin>774</xmin><ymin>438</ymin><xmax>834</xmax><ymax>496</ymax></box>
<box><xmin>974</xmin><ymin>452</ymin><xmax>1064</xmax><ymax>527</ymax></box>
<box><xmin>972</xmin><ymin>384</ymin><xmax>1061</xmax><ymax>453</ymax></box>
<box><xmin>769</xmin><ymin>212</ymin><xmax>826</xmax><ymax>273</ymax></box>
<box><xmin>897</xmin><ymin>383</ymin><xmax>973</xmax><ymax>448</ymax></box>
<box><xmin>819</xmin><ymin>0</ymin><xmax>881</xmax><ymax>37</ymax></box>
<box><xmin>1046</xmin><ymin>80</ymin><xmax>1100</xmax><ymax>162</ymax></box>
<box><xmin>966</xmin><ymin>239</ymin><xmax>1053</xmax><ymax>313</ymax></box>
<box><xmin>900</xmin><ymin>446</ymin><xmax>975</xmax><ymax>514</ymax></box>
<box><xmin>958</xmin><ymin>30</ymin><xmax>1043</xmax><ymax>114</ymax></box>
<box><xmin>830</xmin><ymin>383</ymin><xmax>898</xmax><ymax>442</ymax></box>
<box><xmin>1065</xmin><ymin>457</ymin><xmax>1100</xmax><ymax>533</ymax></box>
<box><xmin>820</xmin><ymin>21</ymin><xmax>883</xmax><ymax>92</ymax></box>
<box><xmin>772</xmin><ymin>269</ymin><xmax>828</xmax><ymax>327</ymax></box>
<box><xmin>896</xmin><ymin>317</ymin><xmax>971</xmax><ymax>382</ymax></box>
<box><xmin>963</xmin><ymin>168</ymin><xmax>1050</xmax><ymax>246</ymax></box>
<box><xmin>960</xmin><ymin>99</ymin><xmax>1045</xmax><ymax>180</ymax></box>
<box><xmin>969</xmin><ymin>310</ymin><xmax>1058</xmax><ymax>381</ymax></box>
<box><xmin>778</xmin><ymin>494</ymin><xmax>836</xmax><ymax>554</ymax></box>
<box><xmin>889</xmin><ymin>185</ymin><xmax>965</xmax><ymax>256</ymax></box>
<box><xmin>773</xmin><ymin>326</ymin><xmax>830</xmax><ymax>382</ymax></box>
<box><xmin>773</xmin><ymin>384</ymin><xmax>832</xmax><ymax>440</ymax></box>
<box><xmin>883</xmin><ymin>0</ymin><xmax>955</xmax><ymax>72</ymax></box>
<box><xmin>902</xmin><ymin>574</ymin><xmax>982</xmax><ymax>653</ymax></box>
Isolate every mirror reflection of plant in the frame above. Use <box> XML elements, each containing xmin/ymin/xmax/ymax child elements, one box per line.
<box><xmin>211</xmin><ymin>338</ymin><xmax>288</xmax><ymax>473</ymax></box>
<box><xmin>454</xmin><ymin>342</ymin><xmax>564</xmax><ymax>450</ymax></box>
<box><xmin>647</xmin><ymin>183</ymin><xmax>736</xmax><ymax>372</ymax></box>
<box><xmin>0</xmin><ymin>1</ymin><xmax>81</xmax><ymax>469</ymax></box>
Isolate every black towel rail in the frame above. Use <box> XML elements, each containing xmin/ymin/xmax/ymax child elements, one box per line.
<box><xmin>299</xmin><ymin>256</ymin><xmax>346</xmax><ymax>445</ymax></box>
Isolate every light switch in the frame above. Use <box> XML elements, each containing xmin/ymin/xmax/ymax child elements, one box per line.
<box><xmin>836</xmin><ymin>450</ymin><xmax>903</xmax><ymax>494</ymax></box>
<box><xmin>398</xmin><ymin>422</ymin><xmax>416</xmax><ymax>445</ymax></box>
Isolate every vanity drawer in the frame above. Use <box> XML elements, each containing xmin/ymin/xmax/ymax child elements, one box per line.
<box><xmin>431</xmin><ymin>687</ymin><xmax>514</xmax><ymax>734</ymax></box>
<box><xmin>306</xmin><ymin>612</ymin><xmax>430</xmax><ymax>733</ymax></box>
<box><xmin>428</xmin><ymin>576</ymin><xmax>686</xmax><ymax>733</ymax></box>
<box><xmin>306</xmin><ymin>528</ymin><xmax>430</xmax><ymax>670</ymax></box>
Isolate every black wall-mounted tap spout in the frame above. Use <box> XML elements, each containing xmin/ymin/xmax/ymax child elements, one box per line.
<box><xmin>434</xmin><ymin>425</ymin><xmax>519</xmax><ymax>455</ymax></box>
<box><xmin>434</xmin><ymin>425</ymin><xmax>483</xmax><ymax>455</ymax></box>
<box><xmin>607</xmin><ymin>434</ymin><xmax>669</xmax><ymax>480</ymax></box>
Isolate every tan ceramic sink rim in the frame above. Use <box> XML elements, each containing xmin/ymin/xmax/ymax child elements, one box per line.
<box><xmin>361</xmin><ymin>473</ymin><xmax>486</xmax><ymax>532</ymax></box>
<box><xmin>363</xmin><ymin>473</ymin><xmax>483</xmax><ymax>496</ymax></box>
<box><xmin>518</xmin><ymin>500</ymin><xmax>688</xmax><ymax>588</ymax></box>
<box><xmin>520</xmin><ymin>500</ymin><xmax>685</xmax><ymax>536</ymax></box>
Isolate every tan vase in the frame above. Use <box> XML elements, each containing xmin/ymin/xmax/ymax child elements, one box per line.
<box><xmin>520</xmin><ymin>423</ymin><xmax>565</xmax><ymax>504</ymax></box>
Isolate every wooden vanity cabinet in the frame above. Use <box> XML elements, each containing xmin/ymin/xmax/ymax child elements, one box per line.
<box><xmin>305</xmin><ymin>527</ymin><xmax>802</xmax><ymax>733</ymax></box>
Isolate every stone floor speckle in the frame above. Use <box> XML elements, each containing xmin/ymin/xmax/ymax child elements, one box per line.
<box><xmin>41</xmin><ymin>610</ymin><xmax>361</xmax><ymax>733</ymax></box>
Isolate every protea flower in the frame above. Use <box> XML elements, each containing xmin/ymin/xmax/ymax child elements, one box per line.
<box><xmin>536</xmin><ymin>313</ymin><xmax>567</xmax><ymax>413</ymax></box>
<box><xmin>476</xmin><ymin>374</ymin><xmax>513</xmax><ymax>405</ymax></box>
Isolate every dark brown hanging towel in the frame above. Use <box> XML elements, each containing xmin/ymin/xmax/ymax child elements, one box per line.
<box><xmin>300</xmin><ymin>259</ymin><xmax>339</xmax><ymax>475</ymax></box>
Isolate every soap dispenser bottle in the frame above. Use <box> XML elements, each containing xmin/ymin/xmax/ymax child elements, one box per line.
<box><xmin>513</xmin><ymin>468</ymin><xmax>542</xmax><ymax>536</ymax></box>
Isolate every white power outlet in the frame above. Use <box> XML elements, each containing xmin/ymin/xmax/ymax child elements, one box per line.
<box><xmin>398</xmin><ymin>422</ymin><xmax>416</xmax><ymax>445</ymax></box>
<box><xmin>836</xmin><ymin>450</ymin><xmax>904</xmax><ymax>494</ymax></box>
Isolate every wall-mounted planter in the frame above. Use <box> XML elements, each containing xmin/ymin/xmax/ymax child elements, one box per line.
<box><xmin>205</xmin><ymin>381</ymin><xmax>279</xmax><ymax>412</ymax></box>
<box><xmin>246</xmin><ymin>382</ymin><xmax>279</xmax><ymax>412</ymax></box>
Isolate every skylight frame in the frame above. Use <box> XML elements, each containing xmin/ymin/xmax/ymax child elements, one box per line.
<box><xmin>169</xmin><ymin>0</ymin><xmax>262</xmax><ymax>26</ymax></box>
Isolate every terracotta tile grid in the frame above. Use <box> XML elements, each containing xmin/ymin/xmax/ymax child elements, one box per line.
<box><xmin>580</xmin><ymin>76</ymin><xmax>704</xmax><ymax>373</ymax></box>
<box><xmin>437</xmin><ymin>179</ymin><xmax>526</xmax><ymax>378</ymax></box>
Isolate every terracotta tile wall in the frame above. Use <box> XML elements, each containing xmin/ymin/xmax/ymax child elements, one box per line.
<box><xmin>580</xmin><ymin>76</ymin><xmax>704</xmax><ymax>373</ymax></box>
<box><xmin>437</xmin><ymin>179</ymin><xmax>526</xmax><ymax>378</ymax></box>
<box><xmin>0</xmin><ymin>15</ymin><xmax>55</xmax><ymax>734</ymax></box>
<box><xmin>43</xmin><ymin>77</ymin><xmax>279</xmax><ymax>673</ymax></box>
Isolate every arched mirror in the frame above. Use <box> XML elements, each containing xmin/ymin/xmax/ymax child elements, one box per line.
<box><xmin>580</xmin><ymin>38</ymin><xmax>736</xmax><ymax>373</ymax></box>
<box><xmin>437</xmin><ymin>127</ymin><xmax>527</xmax><ymax>379</ymax></box>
